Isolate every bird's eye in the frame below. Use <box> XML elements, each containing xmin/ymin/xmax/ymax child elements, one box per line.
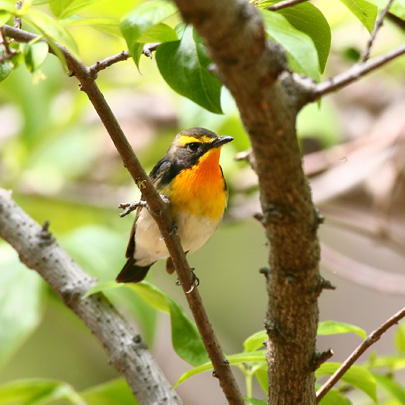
<box><xmin>187</xmin><ymin>142</ymin><xmax>200</xmax><ymax>152</ymax></box>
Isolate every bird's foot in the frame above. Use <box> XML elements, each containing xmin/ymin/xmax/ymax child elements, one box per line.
<box><xmin>175</xmin><ymin>268</ymin><xmax>200</xmax><ymax>293</ymax></box>
<box><xmin>118</xmin><ymin>200</ymin><xmax>147</xmax><ymax>217</ymax></box>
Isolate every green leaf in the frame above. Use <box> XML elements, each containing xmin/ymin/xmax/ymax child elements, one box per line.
<box><xmin>0</xmin><ymin>10</ymin><xmax>11</xmax><ymax>25</ymax></box>
<box><xmin>316</xmin><ymin>362</ymin><xmax>377</xmax><ymax>403</ymax></box>
<box><xmin>317</xmin><ymin>320</ymin><xmax>367</xmax><ymax>339</ymax></box>
<box><xmin>373</xmin><ymin>373</ymin><xmax>405</xmax><ymax>403</ymax></box>
<box><xmin>0</xmin><ymin>45</ymin><xmax>14</xmax><ymax>82</ymax></box>
<box><xmin>22</xmin><ymin>41</ymin><xmax>49</xmax><ymax>72</ymax></box>
<box><xmin>243</xmin><ymin>330</ymin><xmax>267</xmax><ymax>352</ymax></box>
<box><xmin>86</xmin><ymin>280</ymin><xmax>209</xmax><ymax>366</ymax></box>
<box><xmin>338</xmin><ymin>0</ymin><xmax>378</xmax><ymax>32</ymax></box>
<box><xmin>276</xmin><ymin>4</ymin><xmax>330</xmax><ymax>73</ymax></box>
<box><xmin>173</xmin><ymin>351</ymin><xmax>266</xmax><ymax>388</ymax></box>
<box><xmin>25</xmin><ymin>9</ymin><xmax>79</xmax><ymax>58</ymax></box>
<box><xmin>367</xmin><ymin>354</ymin><xmax>405</xmax><ymax>371</ymax></box>
<box><xmin>129</xmin><ymin>282</ymin><xmax>209</xmax><ymax>366</ymax></box>
<box><xmin>137</xmin><ymin>23</ymin><xmax>178</xmax><ymax>43</ymax></box>
<box><xmin>258</xmin><ymin>1</ymin><xmax>330</xmax><ymax>73</ymax></box>
<box><xmin>121</xmin><ymin>0</ymin><xmax>178</xmax><ymax>49</ymax></box>
<box><xmin>49</xmin><ymin>0</ymin><xmax>103</xmax><ymax>19</ymax></box>
<box><xmin>0</xmin><ymin>247</ymin><xmax>46</xmax><ymax>369</ymax></box>
<box><xmin>395</xmin><ymin>323</ymin><xmax>405</xmax><ymax>354</ymax></box>
<box><xmin>81</xmin><ymin>378</ymin><xmax>138</xmax><ymax>405</ymax></box>
<box><xmin>0</xmin><ymin>379</ymin><xmax>84</xmax><ymax>405</ymax></box>
<box><xmin>254</xmin><ymin>365</ymin><xmax>268</xmax><ymax>393</ymax></box>
<box><xmin>319</xmin><ymin>389</ymin><xmax>351</xmax><ymax>405</ymax></box>
<box><xmin>0</xmin><ymin>1</ymin><xmax>17</xmax><ymax>13</ymax></box>
<box><xmin>156</xmin><ymin>26</ymin><xmax>223</xmax><ymax>114</ymax></box>
<box><xmin>260</xmin><ymin>9</ymin><xmax>320</xmax><ymax>81</ymax></box>
<box><xmin>60</xmin><ymin>16</ymin><xmax>121</xmax><ymax>37</ymax></box>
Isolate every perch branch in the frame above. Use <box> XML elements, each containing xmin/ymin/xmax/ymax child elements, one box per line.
<box><xmin>316</xmin><ymin>306</ymin><xmax>405</xmax><ymax>402</ymax></box>
<box><xmin>1</xmin><ymin>24</ymin><xmax>243</xmax><ymax>404</ymax></box>
<box><xmin>0</xmin><ymin>188</ymin><xmax>182</xmax><ymax>405</ymax></box>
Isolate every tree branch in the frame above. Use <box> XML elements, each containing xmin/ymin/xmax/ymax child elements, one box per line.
<box><xmin>1</xmin><ymin>24</ymin><xmax>243</xmax><ymax>404</ymax></box>
<box><xmin>301</xmin><ymin>43</ymin><xmax>405</xmax><ymax>101</ymax></box>
<box><xmin>362</xmin><ymin>0</ymin><xmax>395</xmax><ymax>63</ymax></box>
<box><xmin>171</xmin><ymin>0</ymin><xmax>320</xmax><ymax>403</ymax></box>
<box><xmin>0</xmin><ymin>188</ymin><xmax>182</xmax><ymax>405</ymax></box>
<box><xmin>267</xmin><ymin>0</ymin><xmax>309</xmax><ymax>11</ymax></box>
<box><xmin>316</xmin><ymin>306</ymin><xmax>405</xmax><ymax>402</ymax></box>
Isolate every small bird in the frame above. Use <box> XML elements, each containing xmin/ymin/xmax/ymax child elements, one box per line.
<box><xmin>116</xmin><ymin>127</ymin><xmax>233</xmax><ymax>283</ymax></box>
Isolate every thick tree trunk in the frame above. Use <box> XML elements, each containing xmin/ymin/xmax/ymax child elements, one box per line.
<box><xmin>172</xmin><ymin>0</ymin><xmax>321</xmax><ymax>403</ymax></box>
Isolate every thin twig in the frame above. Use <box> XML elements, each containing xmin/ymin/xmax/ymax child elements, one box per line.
<box><xmin>304</xmin><ymin>43</ymin><xmax>405</xmax><ymax>100</ymax></box>
<box><xmin>88</xmin><ymin>50</ymin><xmax>130</xmax><ymax>77</ymax></box>
<box><xmin>362</xmin><ymin>0</ymin><xmax>395</xmax><ymax>62</ymax></box>
<box><xmin>142</xmin><ymin>42</ymin><xmax>160</xmax><ymax>58</ymax></box>
<box><xmin>2</xmin><ymin>24</ymin><xmax>244</xmax><ymax>405</ymax></box>
<box><xmin>267</xmin><ymin>0</ymin><xmax>309</xmax><ymax>11</ymax></box>
<box><xmin>316</xmin><ymin>306</ymin><xmax>405</xmax><ymax>402</ymax></box>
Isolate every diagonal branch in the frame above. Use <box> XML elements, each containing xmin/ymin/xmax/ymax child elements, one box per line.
<box><xmin>316</xmin><ymin>306</ymin><xmax>405</xmax><ymax>402</ymax></box>
<box><xmin>362</xmin><ymin>0</ymin><xmax>395</xmax><ymax>63</ymax></box>
<box><xmin>301</xmin><ymin>43</ymin><xmax>405</xmax><ymax>101</ymax></box>
<box><xmin>1</xmin><ymin>24</ymin><xmax>243</xmax><ymax>404</ymax></box>
<box><xmin>0</xmin><ymin>188</ymin><xmax>182</xmax><ymax>405</ymax></box>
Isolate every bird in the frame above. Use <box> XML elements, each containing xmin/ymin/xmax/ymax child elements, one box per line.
<box><xmin>116</xmin><ymin>127</ymin><xmax>233</xmax><ymax>283</ymax></box>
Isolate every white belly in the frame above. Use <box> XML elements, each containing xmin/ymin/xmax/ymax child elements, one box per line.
<box><xmin>133</xmin><ymin>208</ymin><xmax>221</xmax><ymax>266</ymax></box>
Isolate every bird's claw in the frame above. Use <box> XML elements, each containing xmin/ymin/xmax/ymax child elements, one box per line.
<box><xmin>175</xmin><ymin>268</ymin><xmax>200</xmax><ymax>293</ymax></box>
<box><xmin>119</xmin><ymin>200</ymin><xmax>147</xmax><ymax>217</ymax></box>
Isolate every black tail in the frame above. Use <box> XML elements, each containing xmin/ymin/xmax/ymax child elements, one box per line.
<box><xmin>116</xmin><ymin>257</ymin><xmax>155</xmax><ymax>283</ymax></box>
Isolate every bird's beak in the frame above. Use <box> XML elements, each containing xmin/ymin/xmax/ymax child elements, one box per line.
<box><xmin>211</xmin><ymin>136</ymin><xmax>234</xmax><ymax>148</ymax></box>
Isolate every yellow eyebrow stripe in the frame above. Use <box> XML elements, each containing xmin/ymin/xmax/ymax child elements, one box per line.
<box><xmin>178</xmin><ymin>135</ymin><xmax>213</xmax><ymax>146</ymax></box>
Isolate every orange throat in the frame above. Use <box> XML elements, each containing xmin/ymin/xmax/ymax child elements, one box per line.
<box><xmin>169</xmin><ymin>148</ymin><xmax>227</xmax><ymax>221</ymax></box>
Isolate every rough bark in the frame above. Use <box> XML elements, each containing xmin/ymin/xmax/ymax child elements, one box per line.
<box><xmin>172</xmin><ymin>0</ymin><xmax>321</xmax><ymax>403</ymax></box>
<box><xmin>0</xmin><ymin>188</ymin><xmax>182</xmax><ymax>405</ymax></box>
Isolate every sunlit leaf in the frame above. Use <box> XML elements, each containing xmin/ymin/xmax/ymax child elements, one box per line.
<box><xmin>338</xmin><ymin>0</ymin><xmax>378</xmax><ymax>32</ymax></box>
<box><xmin>137</xmin><ymin>23</ymin><xmax>178</xmax><ymax>43</ymax></box>
<box><xmin>130</xmin><ymin>282</ymin><xmax>209</xmax><ymax>366</ymax></box>
<box><xmin>156</xmin><ymin>26</ymin><xmax>223</xmax><ymax>114</ymax></box>
<box><xmin>22</xmin><ymin>41</ymin><xmax>49</xmax><ymax>72</ymax></box>
<box><xmin>0</xmin><ymin>247</ymin><xmax>46</xmax><ymax>369</ymax></box>
<box><xmin>25</xmin><ymin>9</ymin><xmax>79</xmax><ymax>58</ymax></box>
<box><xmin>173</xmin><ymin>352</ymin><xmax>266</xmax><ymax>388</ymax></box>
<box><xmin>0</xmin><ymin>379</ymin><xmax>84</xmax><ymax>404</ymax></box>
<box><xmin>367</xmin><ymin>354</ymin><xmax>405</xmax><ymax>371</ymax></box>
<box><xmin>317</xmin><ymin>320</ymin><xmax>367</xmax><ymax>339</ymax></box>
<box><xmin>260</xmin><ymin>9</ymin><xmax>320</xmax><ymax>81</ymax></box>
<box><xmin>49</xmin><ymin>0</ymin><xmax>105</xmax><ymax>19</ymax></box>
<box><xmin>81</xmin><ymin>378</ymin><xmax>138</xmax><ymax>405</ymax></box>
<box><xmin>257</xmin><ymin>1</ymin><xmax>330</xmax><ymax>73</ymax></box>
<box><xmin>0</xmin><ymin>10</ymin><xmax>11</xmax><ymax>25</ymax></box>
<box><xmin>319</xmin><ymin>388</ymin><xmax>351</xmax><ymax>404</ymax></box>
<box><xmin>243</xmin><ymin>330</ymin><xmax>267</xmax><ymax>353</ymax></box>
<box><xmin>254</xmin><ymin>365</ymin><xmax>268</xmax><ymax>393</ymax></box>
<box><xmin>86</xmin><ymin>280</ymin><xmax>208</xmax><ymax>366</ymax></box>
<box><xmin>373</xmin><ymin>373</ymin><xmax>405</xmax><ymax>403</ymax></box>
<box><xmin>0</xmin><ymin>45</ymin><xmax>14</xmax><ymax>82</ymax></box>
<box><xmin>60</xmin><ymin>16</ymin><xmax>121</xmax><ymax>37</ymax></box>
<box><xmin>121</xmin><ymin>0</ymin><xmax>177</xmax><ymax>40</ymax></box>
<box><xmin>394</xmin><ymin>323</ymin><xmax>405</xmax><ymax>354</ymax></box>
<box><xmin>316</xmin><ymin>362</ymin><xmax>377</xmax><ymax>403</ymax></box>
